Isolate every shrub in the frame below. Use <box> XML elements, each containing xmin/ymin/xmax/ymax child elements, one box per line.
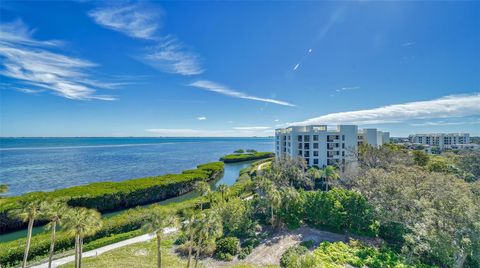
<box><xmin>220</xmin><ymin>152</ymin><xmax>274</xmax><ymax>163</ymax></box>
<box><xmin>234</xmin><ymin>149</ymin><xmax>245</xmax><ymax>154</ymax></box>
<box><xmin>215</xmin><ymin>252</ymin><xmax>233</xmax><ymax>261</ymax></box>
<box><xmin>300</xmin><ymin>239</ymin><xmax>316</xmax><ymax>249</ymax></box>
<box><xmin>0</xmin><ymin>162</ymin><xmax>224</xmax><ymax>233</ymax></box>
<box><xmin>215</xmin><ymin>237</ymin><xmax>240</xmax><ymax>257</ymax></box>
<box><xmin>280</xmin><ymin>245</ymin><xmax>308</xmax><ymax>268</ymax></box>
<box><xmin>238</xmin><ymin>247</ymin><xmax>251</xmax><ymax>259</ymax></box>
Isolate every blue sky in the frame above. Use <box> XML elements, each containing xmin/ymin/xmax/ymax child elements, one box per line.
<box><xmin>0</xmin><ymin>1</ymin><xmax>479</xmax><ymax>137</ymax></box>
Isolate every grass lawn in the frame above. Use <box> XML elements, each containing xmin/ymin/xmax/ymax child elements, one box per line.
<box><xmin>60</xmin><ymin>235</ymin><xmax>189</xmax><ymax>268</ymax></box>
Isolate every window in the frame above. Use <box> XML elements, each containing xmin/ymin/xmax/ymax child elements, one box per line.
<box><xmin>298</xmin><ymin>150</ymin><xmax>302</xmax><ymax>156</ymax></box>
<box><xmin>313</xmin><ymin>135</ymin><xmax>319</xmax><ymax>141</ymax></box>
<box><xmin>304</xmin><ymin>143</ymin><xmax>310</xmax><ymax>149</ymax></box>
<box><xmin>304</xmin><ymin>135</ymin><xmax>310</xmax><ymax>142</ymax></box>
<box><xmin>298</xmin><ymin>135</ymin><xmax>302</xmax><ymax>142</ymax></box>
<box><xmin>313</xmin><ymin>151</ymin><xmax>318</xmax><ymax>156</ymax></box>
<box><xmin>313</xmin><ymin>143</ymin><xmax>319</xmax><ymax>149</ymax></box>
<box><xmin>342</xmin><ymin>143</ymin><xmax>345</xmax><ymax>149</ymax></box>
<box><xmin>342</xmin><ymin>135</ymin><xmax>345</xmax><ymax>141</ymax></box>
<box><xmin>298</xmin><ymin>143</ymin><xmax>302</xmax><ymax>149</ymax></box>
<box><xmin>304</xmin><ymin>151</ymin><xmax>310</xmax><ymax>157</ymax></box>
<box><xmin>313</xmin><ymin>159</ymin><xmax>319</xmax><ymax>165</ymax></box>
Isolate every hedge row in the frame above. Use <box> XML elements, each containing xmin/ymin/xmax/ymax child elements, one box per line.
<box><xmin>0</xmin><ymin>162</ymin><xmax>224</xmax><ymax>233</ymax></box>
<box><xmin>0</xmin><ymin>161</ymin><xmax>256</xmax><ymax>267</ymax></box>
<box><xmin>220</xmin><ymin>152</ymin><xmax>274</xmax><ymax>163</ymax></box>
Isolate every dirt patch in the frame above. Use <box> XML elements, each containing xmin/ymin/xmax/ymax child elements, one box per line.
<box><xmin>202</xmin><ymin>226</ymin><xmax>381</xmax><ymax>267</ymax></box>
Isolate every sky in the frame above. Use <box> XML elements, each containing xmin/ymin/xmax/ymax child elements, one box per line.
<box><xmin>0</xmin><ymin>1</ymin><xmax>479</xmax><ymax>137</ymax></box>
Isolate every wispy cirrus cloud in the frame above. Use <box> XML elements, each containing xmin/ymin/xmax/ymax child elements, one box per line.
<box><xmin>197</xmin><ymin>116</ymin><xmax>207</xmax><ymax>121</ymax></box>
<box><xmin>88</xmin><ymin>3</ymin><xmax>162</xmax><ymax>40</ymax></box>
<box><xmin>88</xmin><ymin>3</ymin><xmax>203</xmax><ymax>76</ymax></box>
<box><xmin>233</xmin><ymin>126</ymin><xmax>271</xmax><ymax>131</ymax></box>
<box><xmin>143</xmin><ymin>36</ymin><xmax>203</xmax><ymax>75</ymax></box>
<box><xmin>0</xmin><ymin>20</ymin><xmax>118</xmax><ymax>100</ymax></box>
<box><xmin>410</xmin><ymin>119</ymin><xmax>480</xmax><ymax>126</ymax></box>
<box><xmin>189</xmin><ymin>80</ymin><xmax>295</xmax><ymax>107</ymax></box>
<box><xmin>290</xmin><ymin>93</ymin><xmax>480</xmax><ymax>126</ymax></box>
<box><xmin>146</xmin><ymin>127</ymin><xmax>273</xmax><ymax>137</ymax></box>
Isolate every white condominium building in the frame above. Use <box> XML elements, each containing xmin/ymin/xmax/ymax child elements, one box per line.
<box><xmin>275</xmin><ymin>125</ymin><xmax>390</xmax><ymax>168</ymax></box>
<box><xmin>409</xmin><ymin>133</ymin><xmax>470</xmax><ymax>148</ymax></box>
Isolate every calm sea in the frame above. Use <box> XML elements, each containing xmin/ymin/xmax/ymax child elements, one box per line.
<box><xmin>0</xmin><ymin>137</ymin><xmax>274</xmax><ymax>196</ymax></box>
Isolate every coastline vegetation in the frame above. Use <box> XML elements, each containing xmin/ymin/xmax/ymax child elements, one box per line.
<box><xmin>0</xmin><ymin>162</ymin><xmax>224</xmax><ymax>233</ymax></box>
<box><xmin>220</xmin><ymin>152</ymin><xmax>274</xmax><ymax>163</ymax></box>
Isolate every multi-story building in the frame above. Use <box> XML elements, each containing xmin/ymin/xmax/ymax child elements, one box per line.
<box><xmin>275</xmin><ymin>125</ymin><xmax>390</xmax><ymax>168</ymax></box>
<box><xmin>408</xmin><ymin>133</ymin><xmax>470</xmax><ymax>148</ymax></box>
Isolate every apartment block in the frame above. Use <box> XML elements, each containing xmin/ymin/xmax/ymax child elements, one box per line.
<box><xmin>409</xmin><ymin>133</ymin><xmax>470</xmax><ymax>148</ymax></box>
<box><xmin>275</xmin><ymin>125</ymin><xmax>390</xmax><ymax>168</ymax></box>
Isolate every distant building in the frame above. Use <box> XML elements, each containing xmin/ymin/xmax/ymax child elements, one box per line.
<box><xmin>275</xmin><ymin>125</ymin><xmax>390</xmax><ymax>168</ymax></box>
<box><xmin>408</xmin><ymin>133</ymin><xmax>470</xmax><ymax>149</ymax></box>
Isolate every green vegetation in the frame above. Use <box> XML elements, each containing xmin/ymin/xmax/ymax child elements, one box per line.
<box><xmin>0</xmin><ymin>184</ymin><xmax>8</xmax><ymax>194</ymax></box>
<box><xmin>40</xmin><ymin>201</ymin><xmax>69</xmax><ymax>268</ymax></box>
<box><xmin>141</xmin><ymin>209</ymin><xmax>178</xmax><ymax>268</ymax></box>
<box><xmin>280</xmin><ymin>241</ymin><xmax>431</xmax><ymax>268</ymax></box>
<box><xmin>0</xmin><ymin>162</ymin><xmax>224</xmax><ymax>233</ymax></box>
<box><xmin>220</xmin><ymin>152</ymin><xmax>274</xmax><ymax>163</ymax></box>
<box><xmin>60</xmin><ymin>235</ymin><xmax>188</xmax><ymax>268</ymax></box>
<box><xmin>62</xmin><ymin>208</ymin><xmax>102</xmax><ymax>268</ymax></box>
<box><xmin>349</xmin><ymin>144</ymin><xmax>480</xmax><ymax>267</ymax></box>
<box><xmin>215</xmin><ymin>237</ymin><xmax>240</xmax><ymax>261</ymax></box>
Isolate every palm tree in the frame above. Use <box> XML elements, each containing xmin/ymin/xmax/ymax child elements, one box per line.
<box><xmin>321</xmin><ymin>165</ymin><xmax>339</xmax><ymax>191</ymax></box>
<box><xmin>182</xmin><ymin>210</ymin><xmax>197</xmax><ymax>268</ymax></box>
<box><xmin>265</xmin><ymin>186</ymin><xmax>282</xmax><ymax>226</ymax></box>
<box><xmin>142</xmin><ymin>209</ymin><xmax>178</xmax><ymax>268</ymax></box>
<box><xmin>40</xmin><ymin>201</ymin><xmax>69</xmax><ymax>268</ymax></box>
<box><xmin>306</xmin><ymin>167</ymin><xmax>321</xmax><ymax>190</ymax></box>
<box><xmin>9</xmin><ymin>200</ymin><xmax>42</xmax><ymax>268</ymax></box>
<box><xmin>217</xmin><ymin>183</ymin><xmax>229</xmax><ymax>201</ymax></box>
<box><xmin>63</xmin><ymin>207</ymin><xmax>102</xmax><ymax>268</ymax></box>
<box><xmin>193</xmin><ymin>210</ymin><xmax>223</xmax><ymax>268</ymax></box>
<box><xmin>195</xmin><ymin>181</ymin><xmax>211</xmax><ymax>210</ymax></box>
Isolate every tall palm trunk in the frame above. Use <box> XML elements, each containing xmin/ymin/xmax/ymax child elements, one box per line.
<box><xmin>74</xmin><ymin>234</ymin><xmax>80</xmax><ymax>268</ymax></box>
<box><xmin>22</xmin><ymin>217</ymin><xmax>34</xmax><ymax>268</ymax></box>
<box><xmin>194</xmin><ymin>238</ymin><xmax>203</xmax><ymax>268</ymax></box>
<box><xmin>79</xmin><ymin>236</ymin><xmax>83</xmax><ymax>268</ymax></box>
<box><xmin>47</xmin><ymin>221</ymin><xmax>57</xmax><ymax>268</ymax></box>
<box><xmin>186</xmin><ymin>232</ymin><xmax>193</xmax><ymax>268</ymax></box>
<box><xmin>156</xmin><ymin>232</ymin><xmax>162</xmax><ymax>268</ymax></box>
<box><xmin>270</xmin><ymin>206</ymin><xmax>274</xmax><ymax>226</ymax></box>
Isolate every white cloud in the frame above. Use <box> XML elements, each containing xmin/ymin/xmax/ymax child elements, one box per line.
<box><xmin>336</xmin><ymin>86</ymin><xmax>360</xmax><ymax>92</ymax></box>
<box><xmin>146</xmin><ymin>128</ymin><xmax>272</xmax><ymax>137</ymax></box>
<box><xmin>402</xmin><ymin>42</ymin><xmax>415</xmax><ymax>47</ymax></box>
<box><xmin>0</xmin><ymin>20</ymin><xmax>118</xmax><ymax>100</ymax></box>
<box><xmin>274</xmin><ymin>119</ymin><xmax>280</xmax><ymax>122</ymax></box>
<box><xmin>290</xmin><ymin>93</ymin><xmax>480</xmax><ymax>126</ymax></box>
<box><xmin>293</xmin><ymin>63</ymin><xmax>300</xmax><ymax>71</ymax></box>
<box><xmin>143</xmin><ymin>36</ymin><xmax>203</xmax><ymax>76</ymax></box>
<box><xmin>88</xmin><ymin>4</ymin><xmax>161</xmax><ymax>40</ymax></box>
<box><xmin>233</xmin><ymin>126</ymin><xmax>271</xmax><ymax>131</ymax></box>
<box><xmin>189</xmin><ymin>80</ymin><xmax>295</xmax><ymax>107</ymax></box>
<box><xmin>410</xmin><ymin>119</ymin><xmax>480</xmax><ymax>126</ymax></box>
<box><xmin>197</xmin><ymin>116</ymin><xmax>207</xmax><ymax>120</ymax></box>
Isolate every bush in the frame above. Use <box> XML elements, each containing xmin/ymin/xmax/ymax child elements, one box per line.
<box><xmin>300</xmin><ymin>239</ymin><xmax>316</xmax><ymax>249</ymax></box>
<box><xmin>242</xmin><ymin>237</ymin><xmax>260</xmax><ymax>249</ymax></box>
<box><xmin>302</xmin><ymin>188</ymin><xmax>379</xmax><ymax>237</ymax></box>
<box><xmin>215</xmin><ymin>237</ymin><xmax>240</xmax><ymax>258</ymax></box>
<box><xmin>238</xmin><ymin>247</ymin><xmax>251</xmax><ymax>259</ymax></box>
<box><xmin>0</xmin><ymin>162</ymin><xmax>224</xmax><ymax>233</ymax></box>
<box><xmin>234</xmin><ymin>149</ymin><xmax>245</xmax><ymax>154</ymax></box>
<box><xmin>220</xmin><ymin>152</ymin><xmax>274</xmax><ymax>163</ymax></box>
<box><xmin>215</xmin><ymin>252</ymin><xmax>233</xmax><ymax>261</ymax></box>
<box><xmin>280</xmin><ymin>245</ymin><xmax>308</xmax><ymax>268</ymax></box>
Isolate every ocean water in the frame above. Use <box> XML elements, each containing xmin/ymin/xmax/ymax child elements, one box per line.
<box><xmin>0</xmin><ymin>137</ymin><xmax>274</xmax><ymax>196</ymax></box>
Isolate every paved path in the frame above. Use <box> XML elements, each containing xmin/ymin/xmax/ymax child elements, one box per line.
<box><xmin>30</xmin><ymin>227</ymin><xmax>177</xmax><ymax>268</ymax></box>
